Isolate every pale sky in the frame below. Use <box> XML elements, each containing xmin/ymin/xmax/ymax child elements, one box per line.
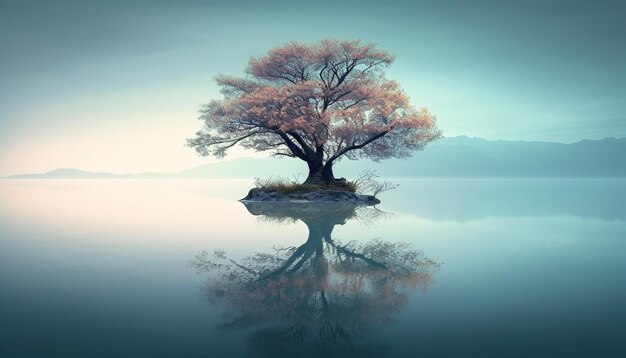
<box><xmin>1</xmin><ymin>0</ymin><xmax>625</xmax><ymax>176</ymax></box>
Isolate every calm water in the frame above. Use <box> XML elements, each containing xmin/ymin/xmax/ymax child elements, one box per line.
<box><xmin>0</xmin><ymin>179</ymin><xmax>625</xmax><ymax>357</ymax></box>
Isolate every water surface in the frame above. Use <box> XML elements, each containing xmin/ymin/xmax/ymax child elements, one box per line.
<box><xmin>1</xmin><ymin>179</ymin><xmax>624</xmax><ymax>357</ymax></box>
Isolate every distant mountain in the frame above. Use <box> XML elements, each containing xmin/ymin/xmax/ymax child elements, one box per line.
<box><xmin>332</xmin><ymin>136</ymin><xmax>626</xmax><ymax>178</ymax></box>
<box><xmin>5</xmin><ymin>136</ymin><xmax>626</xmax><ymax>179</ymax></box>
<box><xmin>7</xmin><ymin>168</ymin><xmax>124</xmax><ymax>179</ymax></box>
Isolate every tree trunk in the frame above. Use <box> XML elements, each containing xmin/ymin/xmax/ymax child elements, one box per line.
<box><xmin>304</xmin><ymin>161</ymin><xmax>335</xmax><ymax>184</ymax></box>
<box><xmin>303</xmin><ymin>161</ymin><xmax>353</xmax><ymax>191</ymax></box>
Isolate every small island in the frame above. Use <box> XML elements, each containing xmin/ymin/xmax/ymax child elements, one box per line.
<box><xmin>241</xmin><ymin>183</ymin><xmax>380</xmax><ymax>204</ymax></box>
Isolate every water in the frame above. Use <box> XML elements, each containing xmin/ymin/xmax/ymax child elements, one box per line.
<box><xmin>1</xmin><ymin>179</ymin><xmax>625</xmax><ymax>357</ymax></box>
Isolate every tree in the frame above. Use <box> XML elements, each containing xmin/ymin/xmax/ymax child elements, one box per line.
<box><xmin>188</xmin><ymin>38</ymin><xmax>441</xmax><ymax>185</ymax></box>
<box><xmin>190</xmin><ymin>202</ymin><xmax>440</xmax><ymax>356</ymax></box>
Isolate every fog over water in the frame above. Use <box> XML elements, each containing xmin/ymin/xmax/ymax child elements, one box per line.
<box><xmin>1</xmin><ymin>179</ymin><xmax>624</xmax><ymax>357</ymax></box>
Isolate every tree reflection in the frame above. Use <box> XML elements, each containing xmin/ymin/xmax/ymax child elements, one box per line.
<box><xmin>191</xmin><ymin>202</ymin><xmax>440</xmax><ymax>357</ymax></box>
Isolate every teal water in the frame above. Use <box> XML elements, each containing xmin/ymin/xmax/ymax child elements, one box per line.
<box><xmin>0</xmin><ymin>179</ymin><xmax>625</xmax><ymax>357</ymax></box>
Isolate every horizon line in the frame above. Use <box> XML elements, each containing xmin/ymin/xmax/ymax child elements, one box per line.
<box><xmin>2</xmin><ymin>135</ymin><xmax>625</xmax><ymax>178</ymax></box>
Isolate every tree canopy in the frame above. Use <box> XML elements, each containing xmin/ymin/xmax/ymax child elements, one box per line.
<box><xmin>188</xmin><ymin>38</ymin><xmax>441</xmax><ymax>183</ymax></box>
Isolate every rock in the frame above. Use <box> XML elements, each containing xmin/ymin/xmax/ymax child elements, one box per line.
<box><xmin>241</xmin><ymin>188</ymin><xmax>380</xmax><ymax>205</ymax></box>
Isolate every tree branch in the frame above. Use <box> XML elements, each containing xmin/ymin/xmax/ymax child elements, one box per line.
<box><xmin>277</xmin><ymin>132</ymin><xmax>308</xmax><ymax>161</ymax></box>
<box><xmin>325</xmin><ymin>130</ymin><xmax>390</xmax><ymax>166</ymax></box>
<box><xmin>287</xmin><ymin>131</ymin><xmax>316</xmax><ymax>159</ymax></box>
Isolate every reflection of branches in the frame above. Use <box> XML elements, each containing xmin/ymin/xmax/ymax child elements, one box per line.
<box><xmin>331</xmin><ymin>241</ymin><xmax>388</xmax><ymax>270</ymax></box>
<box><xmin>192</xmin><ymin>202</ymin><xmax>439</xmax><ymax>357</ymax></box>
<box><xmin>192</xmin><ymin>237</ymin><xmax>439</xmax><ymax>354</ymax></box>
<box><xmin>352</xmin><ymin>205</ymin><xmax>396</xmax><ymax>226</ymax></box>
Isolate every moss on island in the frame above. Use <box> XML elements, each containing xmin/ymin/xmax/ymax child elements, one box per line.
<box><xmin>241</xmin><ymin>177</ymin><xmax>380</xmax><ymax>204</ymax></box>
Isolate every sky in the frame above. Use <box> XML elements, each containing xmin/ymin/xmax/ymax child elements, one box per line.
<box><xmin>0</xmin><ymin>0</ymin><xmax>625</xmax><ymax>175</ymax></box>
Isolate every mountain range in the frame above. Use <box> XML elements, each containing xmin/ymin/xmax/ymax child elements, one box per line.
<box><xmin>5</xmin><ymin>136</ymin><xmax>626</xmax><ymax>179</ymax></box>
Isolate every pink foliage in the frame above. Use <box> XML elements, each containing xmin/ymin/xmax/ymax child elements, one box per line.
<box><xmin>188</xmin><ymin>38</ymin><xmax>441</xmax><ymax>170</ymax></box>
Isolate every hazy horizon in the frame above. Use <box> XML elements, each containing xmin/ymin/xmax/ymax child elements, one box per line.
<box><xmin>4</xmin><ymin>135</ymin><xmax>624</xmax><ymax>178</ymax></box>
<box><xmin>1</xmin><ymin>0</ymin><xmax>625</xmax><ymax>176</ymax></box>
<box><xmin>1</xmin><ymin>134</ymin><xmax>622</xmax><ymax>177</ymax></box>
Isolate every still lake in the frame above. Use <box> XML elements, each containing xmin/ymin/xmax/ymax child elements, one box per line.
<box><xmin>1</xmin><ymin>179</ymin><xmax>625</xmax><ymax>357</ymax></box>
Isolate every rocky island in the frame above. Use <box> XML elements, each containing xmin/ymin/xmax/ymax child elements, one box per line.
<box><xmin>241</xmin><ymin>187</ymin><xmax>380</xmax><ymax>204</ymax></box>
